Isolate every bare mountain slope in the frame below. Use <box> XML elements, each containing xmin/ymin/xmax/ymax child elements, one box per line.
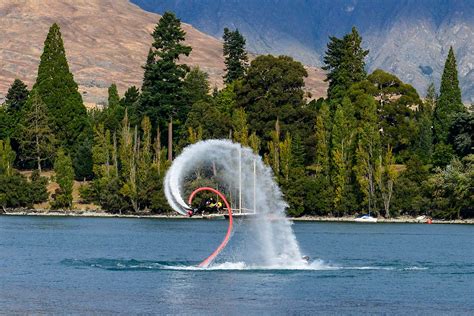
<box><xmin>132</xmin><ymin>0</ymin><xmax>474</xmax><ymax>102</ymax></box>
<box><xmin>0</xmin><ymin>0</ymin><xmax>326</xmax><ymax>106</ymax></box>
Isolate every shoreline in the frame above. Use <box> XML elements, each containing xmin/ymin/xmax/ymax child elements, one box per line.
<box><xmin>2</xmin><ymin>209</ymin><xmax>474</xmax><ymax>224</ymax></box>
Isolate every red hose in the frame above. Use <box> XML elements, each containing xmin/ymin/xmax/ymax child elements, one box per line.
<box><xmin>188</xmin><ymin>187</ymin><xmax>233</xmax><ymax>268</ymax></box>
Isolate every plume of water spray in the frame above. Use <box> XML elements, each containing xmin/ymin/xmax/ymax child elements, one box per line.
<box><xmin>164</xmin><ymin>139</ymin><xmax>306</xmax><ymax>267</ymax></box>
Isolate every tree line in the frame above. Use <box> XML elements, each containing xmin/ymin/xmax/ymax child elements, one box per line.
<box><xmin>0</xmin><ymin>13</ymin><xmax>472</xmax><ymax>218</ymax></box>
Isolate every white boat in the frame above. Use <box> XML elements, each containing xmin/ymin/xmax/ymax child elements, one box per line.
<box><xmin>354</xmin><ymin>214</ymin><xmax>378</xmax><ymax>223</ymax></box>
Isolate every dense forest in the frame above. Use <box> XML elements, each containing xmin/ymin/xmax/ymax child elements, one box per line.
<box><xmin>0</xmin><ymin>13</ymin><xmax>472</xmax><ymax>219</ymax></box>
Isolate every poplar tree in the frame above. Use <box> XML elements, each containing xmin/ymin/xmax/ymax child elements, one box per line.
<box><xmin>314</xmin><ymin>104</ymin><xmax>330</xmax><ymax>176</ymax></box>
<box><xmin>52</xmin><ymin>149</ymin><xmax>74</xmax><ymax>209</ymax></box>
<box><xmin>223</xmin><ymin>28</ymin><xmax>248</xmax><ymax>84</ymax></box>
<box><xmin>279</xmin><ymin>132</ymin><xmax>292</xmax><ymax>181</ymax></box>
<box><xmin>434</xmin><ymin>47</ymin><xmax>465</xmax><ymax>144</ymax></box>
<box><xmin>232</xmin><ymin>108</ymin><xmax>249</xmax><ymax>146</ymax></box>
<box><xmin>0</xmin><ymin>139</ymin><xmax>15</xmax><ymax>177</ymax></box>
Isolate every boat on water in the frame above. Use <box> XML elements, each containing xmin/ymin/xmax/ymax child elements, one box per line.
<box><xmin>354</xmin><ymin>214</ymin><xmax>378</xmax><ymax>223</ymax></box>
<box><xmin>223</xmin><ymin>212</ymin><xmax>257</xmax><ymax>219</ymax></box>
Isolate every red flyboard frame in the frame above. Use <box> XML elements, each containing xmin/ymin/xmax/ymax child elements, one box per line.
<box><xmin>188</xmin><ymin>187</ymin><xmax>233</xmax><ymax>268</ymax></box>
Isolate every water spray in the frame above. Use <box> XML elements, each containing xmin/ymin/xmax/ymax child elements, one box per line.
<box><xmin>164</xmin><ymin>139</ymin><xmax>306</xmax><ymax>268</ymax></box>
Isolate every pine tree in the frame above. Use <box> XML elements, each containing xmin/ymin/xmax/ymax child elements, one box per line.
<box><xmin>103</xmin><ymin>83</ymin><xmax>123</xmax><ymax>131</ymax></box>
<box><xmin>108</xmin><ymin>83</ymin><xmax>120</xmax><ymax>108</ymax></box>
<box><xmin>33</xmin><ymin>23</ymin><xmax>92</xmax><ymax>176</ymax></box>
<box><xmin>323</xmin><ymin>27</ymin><xmax>369</xmax><ymax>100</ymax></box>
<box><xmin>18</xmin><ymin>88</ymin><xmax>56</xmax><ymax>172</ymax></box>
<box><xmin>223</xmin><ymin>28</ymin><xmax>248</xmax><ymax>84</ymax></box>
<box><xmin>51</xmin><ymin>149</ymin><xmax>74</xmax><ymax>209</ymax></box>
<box><xmin>5</xmin><ymin>79</ymin><xmax>29</xmax><ymax>113</ymax></box>
<box><xmin>434</xmin><ymin>46</ymin><xmax>465</xmax><ymax>144</ymax></box>
<box><xmin>183</xmin><ymin>67</ymin><xmax>210</xmax><ymax>106</ymax></box>
<box><xmin>121</xmin><ymin>86</ymin><xmax>140</xmax><ymax>108</ymax></box>
<box><xmin>139</xmin><ymin>12</ymin><xmax>192</xmax><ymax>132</ymax></box>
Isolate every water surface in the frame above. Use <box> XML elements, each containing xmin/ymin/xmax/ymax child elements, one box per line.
<box><xmin>1</xmin><ymin>216</ymin><xmax>473</xmax><ymax>314</ymax></box>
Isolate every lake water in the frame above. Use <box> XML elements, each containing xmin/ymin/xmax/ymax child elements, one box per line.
<box><xmin>1</xmin><ymin>216</ymin><xmax>473</xmax><ymax>314</ymax></box>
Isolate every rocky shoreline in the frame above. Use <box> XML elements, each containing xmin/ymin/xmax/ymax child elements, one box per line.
<box><xmin>2</xmin><ymin>208</ymin><xmax>473</xmax><ymax>224</ymax></box>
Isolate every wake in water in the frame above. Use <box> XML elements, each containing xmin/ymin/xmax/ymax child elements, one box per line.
<box><xmin>61</xmin><ymin>258</ymin><xmax>429</xmax><ymax>272</ymax></box>
<box><xmin>164</xmin><ymin>139</ymin><xmax>307</xmax><ymax>268</ymax></box>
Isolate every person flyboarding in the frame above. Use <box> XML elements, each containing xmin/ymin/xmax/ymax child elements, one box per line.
<box><xmin>186</xmin><ymin>197</ymin><xmax>223</xmax><ymax>217</ymax></box>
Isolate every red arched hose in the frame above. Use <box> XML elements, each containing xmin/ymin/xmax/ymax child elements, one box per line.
<box><xmin>188</xmin><ymin>187</ymin><xmax>233</xmax><ymax>268</ymax></box>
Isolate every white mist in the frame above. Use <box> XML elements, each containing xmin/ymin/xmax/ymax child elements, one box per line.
<box><xmin>164</xmin><ymin>139</ymin><xmax>307</xmax><ymax>267</ymax></box>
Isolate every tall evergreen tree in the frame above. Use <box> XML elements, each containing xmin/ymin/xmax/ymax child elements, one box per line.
<box><xmin>1</xmin><ymin>79</ymin><xmax>29</xmax><ymax>141</ymax></box>
<box><xmin>121</xmin><ymin>86</ymin><xmax>140</xmax><ymax>108</ymax></box>
<box><xmin>33</xmin><ymin>23</ymin><xmax>92</xmax><ymax>176</ymax></box>
<box><xmin>5</xmin><ymin>79</ymin><xmax>29</xmax><ymax>113</ymax></box>
<box><xmin>103</xmin><ymin>83</ymin><xmax>123</xmax><ymax>131</ymax></box>
<box><xmin>434</xmin><ymin>46</ymin><xmax>465</xmax><ymax>144</ymax></box>
<box><xmin>108</xmin><ymin>83</ymin><xmax>120</xmax><ymax>108</ymax></box>
<box><xmin>323</xmin><ymin>27</ymin><xmax>369</xmax><ymax>100</ymax></box>
<box><xmin>223</xmin><ymin>28</ymin><xmax>248</xmax><ymax>84</ymax></box>
<box><xmin>183</xmin><ymin>66</ymin><xmax>210</xmax><ymax>105</ymax></box>
<box><xmin>139</xmin><ymin>12</ymin><xmax>192</xmax><ymax>133</ymax></box>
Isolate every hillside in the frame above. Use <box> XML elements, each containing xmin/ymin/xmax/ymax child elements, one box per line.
<box><xmin>132</xmin><ymin>0</ymin><xmax>474</xmax><ymax>102</ymax></box>
<box><xmin>0</xmin><ymin>0</ymin><xmax>326</xmax><ymax>106</ymax></box>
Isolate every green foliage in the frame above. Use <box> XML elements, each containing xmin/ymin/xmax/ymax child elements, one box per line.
<box><xmin>5</xmin><ymin>79</ymin><xmax>29</xmax><ymax>113</ymax></box>
<box><xmin>0</xmin><ymin>79</ymin><xmax>29</xmax><ymax>141</ymax></box>
<box><xmin>427</xmin><ymin>156</ymin><xmax>473</xmax><ymax>219</ymax></box>
<box><xmin>432</xmin><ymin>142</ymin><xmax>455</xmax><ymax>168</ymax></box>
<box><xmin>323</xmin><ymin>27</ymin><xmax>369</xmax><ymax>100</ymax></box>
<box><xmin>184</xmin><ymin>67</ymin><xmax>211</xmax><ymax>105</ymax></box>
<box><xmin>232</xmin><ymin>108</ymin><xmax>249</xmax><ymax>146</ymax></box>
<box><xmin>236</xmin><ymin>55</ymin><xmax>308</xmax><ymax>140</ymax></box>
<box><xmin>139</xmin><ymin>11</ymin><xmax>192</xmax><ymax>134</ymax></box>
<box><xmin>51</xmin><ymin>149</ymin><xmax>74</xmax><ymax>209</ymax></box>
<box><xmin>0</xmin><ymin>172</ymin><xmax>47</xmax><ymax>210</ymax></box>
<box><xmin>17</xmin><ymin>88</ymin><xmax>56</xmax><ymax>171</ymax></box>
<box><xmin>1</xmin><ymin>15</ymin><xmax>470</xmax><ymax>218</ymax></box>
<box><xmin>448</xmin><ymin>111</ymin><xmax>473</xmax><ymax>157</ymax></box>
<box><xmin>185</xmin><ymin>100</ymin><xmax>229</xmax><ymax>140</ymax></box>
<box><xmin>33</xmin><ymin>23</ymin><xmax>92</xmax><ymax>177</ymax></box>
<box><xmin>434</xmin><ymin>47</ymin><xmax>465</xmax><ymax>144</ymax></box>
<box><xmin>0</xmin><ymin>138</ymin><xmax>16</xmax><ymax>176</ymax></box>
<box><xmin>82</xmin><ymin>114</ymin><xmax>170</xmax><ymax>213</ymax></box>
<box><xmin>223</xmin><ymin>28</ymin><xmax>248</xmax><ymax>84</ymax></box>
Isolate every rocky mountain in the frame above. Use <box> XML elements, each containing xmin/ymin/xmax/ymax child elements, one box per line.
<box><xmin>131</xmin><ymin>0</ymin><xmax>474</xmax><ymax>102</ymax></box>
<box><xmin>0</xmin><ymin>0</ymin><xmax>327</xmax><ymax>106</ymax></box>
